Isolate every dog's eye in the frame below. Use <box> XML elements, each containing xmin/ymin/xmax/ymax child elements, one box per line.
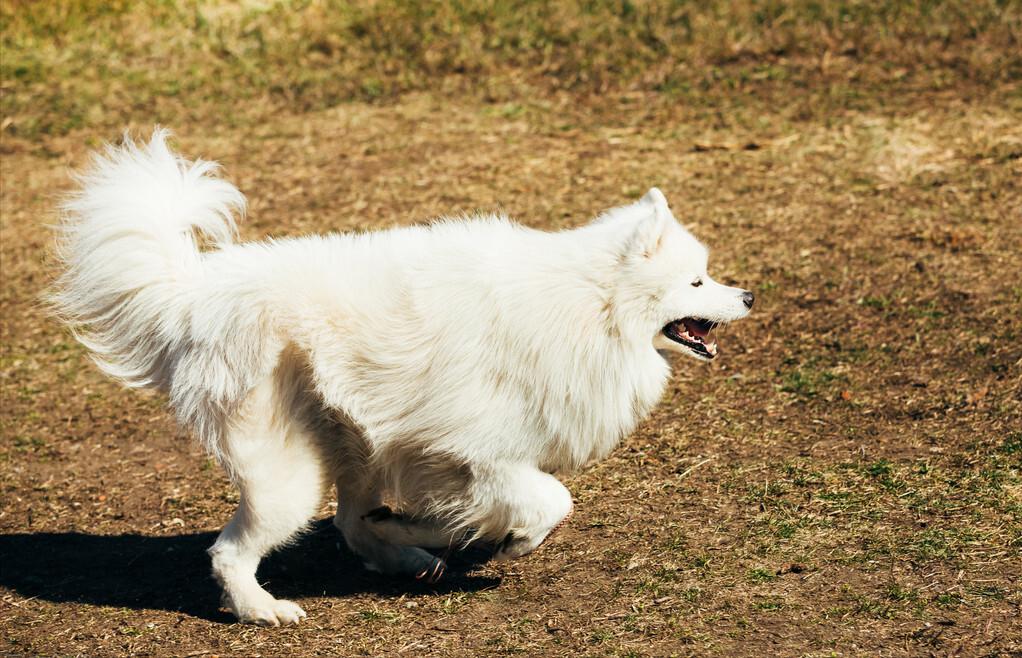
<box><xmin>691</xmin><ymin>278</ymin><xmax>703</xmax><ymax>287</ymax></box>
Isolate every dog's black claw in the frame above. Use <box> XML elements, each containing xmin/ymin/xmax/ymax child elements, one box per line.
<box><xmin>415</xmin><ymin>557</ymin><xmax>446</xmax><ymax>584</ymax></box>
<box><xmin>428</xmin><ymin>558</ymin><xmax>445</xmax><ymax>583</ymax></box>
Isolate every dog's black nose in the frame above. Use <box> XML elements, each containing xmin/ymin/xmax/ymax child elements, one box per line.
<box><xmin>741</xmin><ymin>291</ymin><xmax>755</xmax><ymax>309</ymax></box>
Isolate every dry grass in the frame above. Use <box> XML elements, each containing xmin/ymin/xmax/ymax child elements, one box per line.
<box><xmin>3</xmin><ymin>0</ymin><xmax>1020</xmax><ymax>137</ymax></box>
<box><xmin>2</xmin><ymin>1</ymin><xmax>1021</xmax><ymax>656</ymax></box>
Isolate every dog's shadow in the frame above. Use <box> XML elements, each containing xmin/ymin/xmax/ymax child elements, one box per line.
<box><xmin>0</xmin><ymin>519</ymin><xmax>501</xmax><ymax>623</ymax></box>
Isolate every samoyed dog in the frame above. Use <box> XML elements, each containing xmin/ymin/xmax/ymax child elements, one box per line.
<box><xmin>52</xmin><ymin>130</ymin><xmax>754</xmax><ymax>625</ymax></box>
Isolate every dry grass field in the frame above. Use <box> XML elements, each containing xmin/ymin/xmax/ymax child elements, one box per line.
<box><xmin>2</xmin><ymin>1</ymin><xmax>1021</xmax><ymax>655</ymax></box>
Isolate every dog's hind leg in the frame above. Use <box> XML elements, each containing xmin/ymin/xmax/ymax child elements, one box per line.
<box><xmin>207</xmin><ymin>379</ymin><xmax>329</xmax><ymax>626</ymax></box>
<box><xmin>361</xmin><ymin>506</ymin><xmax>468</xmax><ymax>549</ymax></box>
<box><xmin>333</xmin><ymin>474</ymin><xmax>449</xmax><ymax>583</ymax></box>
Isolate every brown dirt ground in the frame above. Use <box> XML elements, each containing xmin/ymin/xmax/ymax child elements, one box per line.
<box><xmin>2</xmin><ymin>48</ymin><xmax>1022</xmax><ymax>658</ymax></box>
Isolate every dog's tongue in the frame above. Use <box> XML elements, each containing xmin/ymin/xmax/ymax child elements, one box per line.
<box><xmin>682</xmin><ymin>318</ymin><xmax>710</xmax><ymax>338</ymax></box>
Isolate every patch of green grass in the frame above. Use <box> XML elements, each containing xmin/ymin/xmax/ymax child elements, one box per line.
<box><xmin>863</xmin><ymin>459</ymin><xmax>903</xmax><ymax>491</ymax></box>
<box><xmin>906</xmin><ymin>301</ymin><xmax>946</xmax><ymax>320</ymax></box>
<box><xmin>1000</xmin><ymin>432</ymin><xmax>1022</xmax><ymax>456</ymax></box>
<box><xmin>636</xmin><ymin>573</ymin><xmax>673</xmax><ymax>597</ymax></box>
<box><xmin>885</xmin><ymin>584</ymin><xmax>918</xmax><ymax>603</ymax></box>
<box><xmin>966</xmin><ymin>584</ymin><xmax>1005</xmax><ymax>600</ymax></box>
<box><xmin>779</xmin><ymin>363</ymin><xmax>840</xmax><ymax>398</ymax></box>
<box><xmin>815</xmin><ymin>490</ymin><xmax>864</xmax><ymax>514</ymax></box>
<box><xmin>662</xmin><ymin>532</ymin><xmax>687</xmax><ymax>553</ymax></box>
<box><xmin>743</xmin><ymin>479</ymin><xmax>789</xmax><ymax>505</ymax></box>
<box><xmin>12</xmin><ymin>436</ymin><xmax>46</xmax><ymax>452</ymax></box>
<box><xmin>784</xmin><ymin>462</ymin><xmax>825</xmax><ymax>487</ymax></box>
<box><xmin>16</xmin><ymin>386</ymin><xmax>41</xmax><ymax>402</ymax></box>
<box><xmin>866</xmin><ymin>460</ymin><xmax>893</xmax><ymax>478</ymax></box>
<box><xmin>747</xmin><ymin>567</ymin><xmax>776</xmax><ymax>583</ymax></box>
<box><xmin>906</xmin><ymin>527</ymin><xmax>980</xmax><ymax>562</ymax></box>
<box><xmin>854</xmin><ymin>596</ymin><xmax>896</xmax><ymax>619</ymax></box>
<box><xmin>774</xmin><ymin>521</ymin><xmax>798</xmax><ymax>538</ymax></box>
<box><xmin>690</xmin><ymin>555</ymin><xmax>712</xmax><ymax>570</ymax></box>
<box><xmin>859</xmin><ymin>295</ymin><xmax>891</xmax><ymax>311</ymax></box>
<box><xmin>679</xmin><ymin>587</ymin><xmax>702</xmax><ymax>603</ymax></box>
<box><xmin>822</xmin><ymin>605</ymin><xmax>852</xmax><ymax>620</ymax></box>
<box><xmin>753</xmin><ymin>598</ymin><xmax>784</xmax><ymax>611</ymax></box>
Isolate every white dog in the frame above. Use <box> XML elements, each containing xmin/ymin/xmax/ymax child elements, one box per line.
<box><xmin>52</xmin><ymin>130</ymin><xmax>754</xmax><ymax>626</ymax></box>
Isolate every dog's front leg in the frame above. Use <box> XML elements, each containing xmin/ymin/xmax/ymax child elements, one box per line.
<box><xmin>468</xmin><ymin>462</ymin><xmax>574</xmax><ymax>561</ymax></box>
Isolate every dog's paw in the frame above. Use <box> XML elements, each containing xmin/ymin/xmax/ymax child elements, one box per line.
<box><xmin>362</xmin><ymin>546</ymin><xmax>447</xmax><ymax>583</ymax></box>
<box><xmin>493</xmin><ymin>532</ymin><xmax>536</xmax><ymax>561</ymax></box>
<box><xmin>494</xmin><ymin>508</ymin><xmax>574</xmax><ymax>560</ymax></box>
<box><xmin>234</xmin><ymin>597</ymin><xmax>307</xmax><ymax>627</ymax></box>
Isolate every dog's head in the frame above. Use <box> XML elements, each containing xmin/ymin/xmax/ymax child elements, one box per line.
<box><xmin>603</xmin><ymin>188</ymin><xmax>754</xmax><ymax>361</ymax></box>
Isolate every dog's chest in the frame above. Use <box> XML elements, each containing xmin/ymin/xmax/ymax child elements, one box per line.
<box><xmin>537</xmin><ymin>353</ymin><xmax>670</xmax><ymax>473</ymax></box>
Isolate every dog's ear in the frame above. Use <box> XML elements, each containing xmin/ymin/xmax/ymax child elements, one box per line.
<box><xmin>627</xmin><ymin>188</ymin><xmax>671</xmax><ymax>257</ymax></box>
<box><xmin>642</xmin><ymin>187</ymin><xmax>669</xmax><ymax>211</ymax></box>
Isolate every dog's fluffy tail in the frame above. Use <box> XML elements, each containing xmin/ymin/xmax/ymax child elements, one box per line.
<box><xmin>52</xmin><ymin>129</ymin><xmax>258</xmax><ymax>449</ymax></box>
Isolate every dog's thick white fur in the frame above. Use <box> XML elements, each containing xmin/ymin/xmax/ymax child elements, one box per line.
<box><xmin>52</xmin><ymin>130</ymin><xmax>753</xmax><ymax>626</ymax></box>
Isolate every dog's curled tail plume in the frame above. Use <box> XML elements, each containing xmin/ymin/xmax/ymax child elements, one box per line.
<box><xmin>51</xmin><ymin>129</ymin><xmax>260</xmax><ymax>451</ymax></box>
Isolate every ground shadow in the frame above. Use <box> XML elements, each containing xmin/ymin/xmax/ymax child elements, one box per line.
<box><xmin>0</xmin><ymin>518</ymin><xmax>501</xmax><ymax>622</ymax></box>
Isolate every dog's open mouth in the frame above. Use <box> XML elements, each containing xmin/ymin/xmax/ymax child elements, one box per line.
<box><xmin>663</xmin><ymin>318</ymin><xmax>719</xmax><ymax>359</ymax></box>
